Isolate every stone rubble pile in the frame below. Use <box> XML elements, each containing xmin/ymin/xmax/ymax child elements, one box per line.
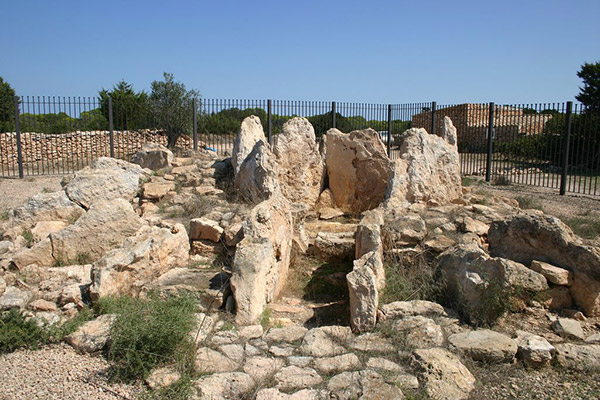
<box><xmin>1</xmin><ymin>115</ymin><xmax>599</xmax><ymax>399</ymax></box>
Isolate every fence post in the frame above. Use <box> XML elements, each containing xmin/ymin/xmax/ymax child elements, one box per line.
<box><xmin>267</xmin><ymin>99</ymin><xmax>272</xmax><ymax>145</ymax></box>
<box><xmin>431</xmin><ymin>101</ymin><xmax>437</xmax><ymax>135</ymax></box>
<box><xmin>193</xmin><ymin>98</ymin><xmax>198</xmax><ymax>151</ymax></box>
<box><xmin>387</xmin><ymin>104</ymin><xmax>392</xmax><ymax>156</ymax></box>
<box><xmin>13</xmin><ymin>96</ymin><xmax>24</xmax><ymax>179</ymax></box>
<box><xmin>559</xmin><ymin>101</ymin><xmax>573</xmax><ymax>195</ymax></box>
<box><xmin>332</xmin><ymin>101</ymin><xmax>336</xmax><ymax>129</ymax></box>
<box><xmin>485</xmin><ymin>102</ymin><xmax>495</xmax><ymax>182</ymax></box>
<box><xmin>108</xmin><ymin>97</ymin><xmax>114</xmax><ymax>158</ymax></box>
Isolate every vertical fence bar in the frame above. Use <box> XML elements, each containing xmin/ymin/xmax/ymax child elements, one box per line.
<box><xmin>387</xmin><ymin>104</ymin><xmax>392</xmax><ymax>155</ymax></box>
<box><xmin>267</xmin><ymin>99</ymin><xmax>272</xmax><ymax>145</ymax></box>
<box><xmin>485</xmin><ymin>102</ymin><xmax>495</xmax><ymax>182</ymax></box>
<box><xmin>332</xmin><ymin>101</ymin><xmax>336</xmax><ymax>129</ymax></box>
<box><xmin>193</xmin><ymin>98</ymin><xmax>198</xmax><ymax>151</ymax></box>
<box><xmin>13</xmin><ymin>96</ymin><xmax>24</xmax><ymax>178</ymax></box>
<box><xmin>559</xmin><ymin>101</ymin><xmax>573</xmax><ymax>195</ymax></box>
<box><xmin>108</xmin><ymin>97</ymin><xmax>114</xmax><ymax>158</ymax></box>
<box><xmin>431</xmin><ymin>101</ymin><xmax>437</xmax><ymax>135</ymax></box>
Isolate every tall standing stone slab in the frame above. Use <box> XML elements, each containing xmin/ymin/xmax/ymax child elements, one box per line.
<box><xmin>326</xmin><ymin>128</ymin><xmax>394</xmax><ymax>214</ymax></box>
<box><xmin>232</xmin><ymin>115</ymin><xmax>266</xmax><ymax>175</ymax></box>
<box><xmin>273</xmin><ymin>117</ymin><xmax>325</xmax><ymax>206</ymax></box>
<box><xmin>384</xmin><ymin>127</ymin><xmax>461</xmax><ymax>209</ymax></box>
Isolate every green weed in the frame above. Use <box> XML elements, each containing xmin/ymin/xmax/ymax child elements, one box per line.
<box><xmin>562</xmin><ymin>216</ymin><xmax>600</xmax><ymax>240</ymax></box>
<box><xmin>259</xmin><ymin>308</ymin><xmax>271</xmax><ymax>329</ymax></box>
<box><xmin>99</xmin><ymin>292</ymin><xmax>199</xmax><ymax>382</ymax></box>
<box><xmin>21</xmin><ymin>229</ymin><xmax>34</xmax><ymax>247</ymax></box>
<box><xmin>515</xmin><ymin>196</ymin><xmax>544</xmax><ymax>211</ymax></box>
<box><xmin>0</xmin><ymin>309</ymin><xmax>48</xmax><ymax>353</ymax></box>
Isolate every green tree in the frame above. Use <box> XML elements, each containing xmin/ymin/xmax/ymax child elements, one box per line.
<box><xmin>0</xmin><ymin>77</ymin><xmax>16</xmax><ymax>132</ymax></box>
<box><xmin>576</xmin><ymin>61</ymin><xmax>600</xmax><ymax>112</ymax></box>
<box><xmin>149</xmin><ymin>73</ymin><xmax>200</xmax><ymax>148</ymax></box>
<box><xmin>98</xmin><ymin>80</ymin><xmax>148</xmax><ymax>130</ymax></box>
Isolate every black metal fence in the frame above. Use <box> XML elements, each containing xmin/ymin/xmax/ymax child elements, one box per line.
<box><xmin>1</xmin><ymin>96</ymin><xmax>599</xmax><ymax>197</ymax></box>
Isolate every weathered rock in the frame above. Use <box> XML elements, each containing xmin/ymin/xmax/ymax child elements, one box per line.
<box><xmin>383</xmin><ymin>213</ymin><xmax>427</xmax><ymax>246</ymax></box>
<box><xmin>142</xmin><ymin>182</ymin><xmax>175</xmax><ymax>200</ymax></box>
<box><xmin>189</xmin><ymin>218</ymin><xmax>224</xmax><ymax>242</ymax></box>
<box><xmin>145</xmin><ymin>367</ymin><xmax>181</xmax><ymax>389</ymax></box>
<box><xmin>238</xmin><ymin>324</ymin><xmax>263</xmax><ymax>340</ymax></box>
<box><xmin>256</xmin><ymin>388</ymin><xmax>326</xmax><ymax>400</ymax></box>
<box><xmin>232</xmin><ymin>115</ymin><xmax>266</xmax><ymax>175</ymax></box>
<box><xmin>194</xmin><ymin>372</ymin><xmax>255</xmax><ymax>399</ymax></box>
<box><xmin>313</xmin><ymin>231</ymin><xmax>355</xmax><ymax>260</ymax></box>
<box><xmin>355</xmin><ymin>209</ymin><xmax>384</xmax><ymax>259</ymax></box>
<box><xmin>265</xmin><ymin>325</ymin><xmax>308</xmax><ymax>343</ymax></box>
<box><xmin>437</xmin><ymin>244</ymin><xmax>547</xmax><ymax>324</ymax></box>
<box><xmin>542</xmin><ymin>286</ymin><xmax>573</xmax><ymax>310</ymax></box>
<box><xmin>90</xmin><ymin>223</ymin><xmax>189</xmax><ymax>300</ymax></box>
<box><xmin>314</xmin><ymin>353</ymin><xmax>361</xmax><ymax>375</ymax></box>
<box><xmin>0</xmin><ymin>286</ymin><xmax>32</xmax><ymax>310</ymax></box>
<box><xmin>243</xmin><ymin>357</ymin><xmax>285</xmax><ymax>382</ymax></box>
<box><xmin>58</xmin><ymin>283</ymin><xmax>85</xmax><ymax>306</ymax></box>
<box><xmin>131</xmin><ymin>143</ymin><xmax>173</xmax><ymax>170</ymax></box>
<box><xmin>194</xmin><ymin>347</ymin><xmax>239</xmax><ymax>373</ymax></box>
<box><xmin>51</xmin><ymin>198</ymin><xmax>145</xmax><ymax>265</ymax></box>
<box><xmin>384</xmin><ymin>127</ymin><xmax>461</xmax><ymax>210</ymax></box>
<box><xmin>235</xmin><ymin>140</ymin><xmax>280</xmax><ymax>203</ymax></box>
<box><xmin>411</xmin><ymin>348</ymin><xmax>475</xmax><ymax>400</ymax></box>
<box><xmin>8</xmin><ymin>190</ymin><xmax>85</xmax><ymax>226</ymax></box>
<box><xmin>379</xmin><ymin>300</ymin><xmax>447</xmax><ymax>321</ymax></box>
<box><xmin>551</xmin><ymin>317</ymin><xmax>586</xmax><ymax>340</ymax></box>
<box><xmin>273</xmin><ymin>117</ymin><xmax>325</xmax><ymax>206</ymax></box>
<box><xmin>326</xmin><ymin>128</ymin><xmax>393</xmax><ymax>214</ymax></box>
<box><xmin>488</xmin><ymin>212</ymin><xmax>600</xmax><ymax>284</ymax></box>
<box><xmin>28</xmin><ymin>299</ymin><xmax>58</xmax><ymax>312</ymax></box>
<box><xmin>65</xmin><ymin>314</ymin><xmax>116</xmax><ymax>353</ymax></box>
<box><xmin>530</xmin><ymin>260</ymin><xmax>572</xmax><ymax>286</ymax></box>
<box><xmin>448</xmin><ymin>329</ymin><xmax>517</xmax><ymax>363</ymax></box>
<box><xmin>348</xmin><ymin>253</ymin><xmax>379</xmax><ymax>333</ymax></box>
<box><xmin>63</xmin><ymin>157</ymin><xmax>143</xmax><ymax>209</ymax></box>
<box><xmin>326</xmin><ymin>369</ymin><xmax>404</xmax><ymax>400</ymax></box>
<box><xmin>569</xmin><ymin>272</ymin><xmax>600</xmax><ymax>316</ymax></box>
<box><xmin>515</xmin><ymin>331</ymin><xmax>555</xmax><ymax>367</ymax></box>
<box><xmin>230</xmin><ymin>195</ymin><xmax>293</xmax><ymax>325</ymax></box>
<box><xmin>30</xmin><ymin>221</ymin><xmax>67</xmax><ymax>242</ymax></box>
<box><xmin>274</xmin><ymin>366</ymin><xmax>322</xmax><ymax>391</ymax></box>
<box><xmin>441</xmin><ymin>116</ymin><xmax>457</xmax><ymax>146</ymax></box>
<box><xmin>348</xmin><ymin>333</ymin><xmax>395</xmax><ymax>353</ymax></box>
<box><xmin>554</xmin><ymin>343</ymin><xmax>600</xmax><ymax>371</ymax></box>
<box><xmin>300</xmin><ymin>326</ymin><xmax>351</xmax><ymax>357</ymax></box>
<box><xmin>10</xmin><ymin>237</ymin><xmax>55</xmax><ymax>269</ymax></box>
<box><xmin>459</xmin><ymin>216</ymin><xmax>489</xmax><ymax>236</ymax></box>
<box><xmin>394</xmin><ymin>316</ymin><xmax>445</xmax><ymax>348</ymax></box>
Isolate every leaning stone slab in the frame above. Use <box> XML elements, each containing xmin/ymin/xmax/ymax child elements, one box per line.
<box><xmin>551</xmin><ymin>317</ymin><xmax>586</xmax><ymax>341</ymax></box>
<box><xmin>530</xmin><ymin>260</ymin><xmax>572</xmax><ymax>286</ymax></box>
<box><xmin>515</xmin><ymin>330</ymin><xmax>555</xmax><ymax>367</ymax></box>
<box><xmin>232</xmin><ymin>115</ymin><xmax>266</xmax><ymax>175</ymax></box>
<box><xmin>131</xmin><ymin>143</ymin><xmax>173</xmax><ymax>170</ymax></box>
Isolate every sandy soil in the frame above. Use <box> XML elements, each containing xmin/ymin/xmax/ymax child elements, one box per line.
<box><xmin>0</xmin><ymin>175</ymin><xmax>67</xmax><ymax>213</ymax></box>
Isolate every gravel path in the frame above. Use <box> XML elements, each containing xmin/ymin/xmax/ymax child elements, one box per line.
<box><xmin>0</xmin><ymin>344</ymin><xmax>141</xmax><ymax>400</ymax></box>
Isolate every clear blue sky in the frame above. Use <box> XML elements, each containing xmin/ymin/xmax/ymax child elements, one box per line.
<box><xmin>2</xmin><ymin>0</ymin><xmax>599</xmax><ymax>105</ymax></box>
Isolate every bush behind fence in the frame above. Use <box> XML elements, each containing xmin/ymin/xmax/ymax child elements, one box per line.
<box><xmin>1</xmin><ymin>96</ymin><xmax>599</xmax><ymax>197</ymax></box>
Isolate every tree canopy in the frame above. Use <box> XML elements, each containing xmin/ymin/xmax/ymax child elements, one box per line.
<box><xmin>149</xmin><ymin>73</ymin><xmax>200</xmax><ymax>148</ymax></box>
<box><xmin>0</xmin><ymin>77</ymin><xmax>16</xmax><ymax>132</ymax></box>
<box><xmin>576</xmin><ymin>61</ymin><xmax>600</xmax><ymax>112</ymax></box>
<box><xmin>98</xmin><ymin>80</ymin><xmax>146</xmax><ymax>130</ymax></box>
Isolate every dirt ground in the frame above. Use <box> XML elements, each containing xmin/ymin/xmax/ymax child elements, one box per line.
<box><xmin>0</xmin><ymin>175</ymin><xmax>66</xmax><ymax>214</ymax></box>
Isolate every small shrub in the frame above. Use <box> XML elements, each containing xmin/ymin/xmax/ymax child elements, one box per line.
<box><xmin>1</xmin><ymin>211</ymin><xmax>9</xmax><ymax>221</ymax></box>
<box><xmin>461</xmin><ymin>176</ymin><xmax>478</xmax><ymax>187</ymax></box>
<box><xmin>380</xmin><ymin>250</ymin><xmax>443</xmax><ymax>305</ymax></box>
<box><xmin>0</xmin><ymin>309</ymin><xmax>48</xmax><ymax>353</ymax></box>
<box><xmin>562</xmin><ymin>216</ymin><xmax>600</xmax><ymax>240</ymax></box>
<box><xmin>259</xmin><ymin>308</ymin><xmax>271</xmax><ymax>329</ymax></box>
<box><xmin>102</xmin><ymin>292</ymin><xmax>199</xmax><ymax>382</ymax></box>
<box><xmin>492</xmin><ymin>175</ymin><xmax>511</xmax><ymax>186</ymax></box>
<box><xmin>515</xmin><ymin>196</ymin><xmax>544</xmax><ymax>211</ymax></box>
<box><xmin>218</xmin><ymin>321</ymin><xmax>236</xmax><ymax>332</ymax></box>
<box><xmin>21</xmin><ymin>229</ymin><xmax>34</xmax><ymax>247</ymax></box>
